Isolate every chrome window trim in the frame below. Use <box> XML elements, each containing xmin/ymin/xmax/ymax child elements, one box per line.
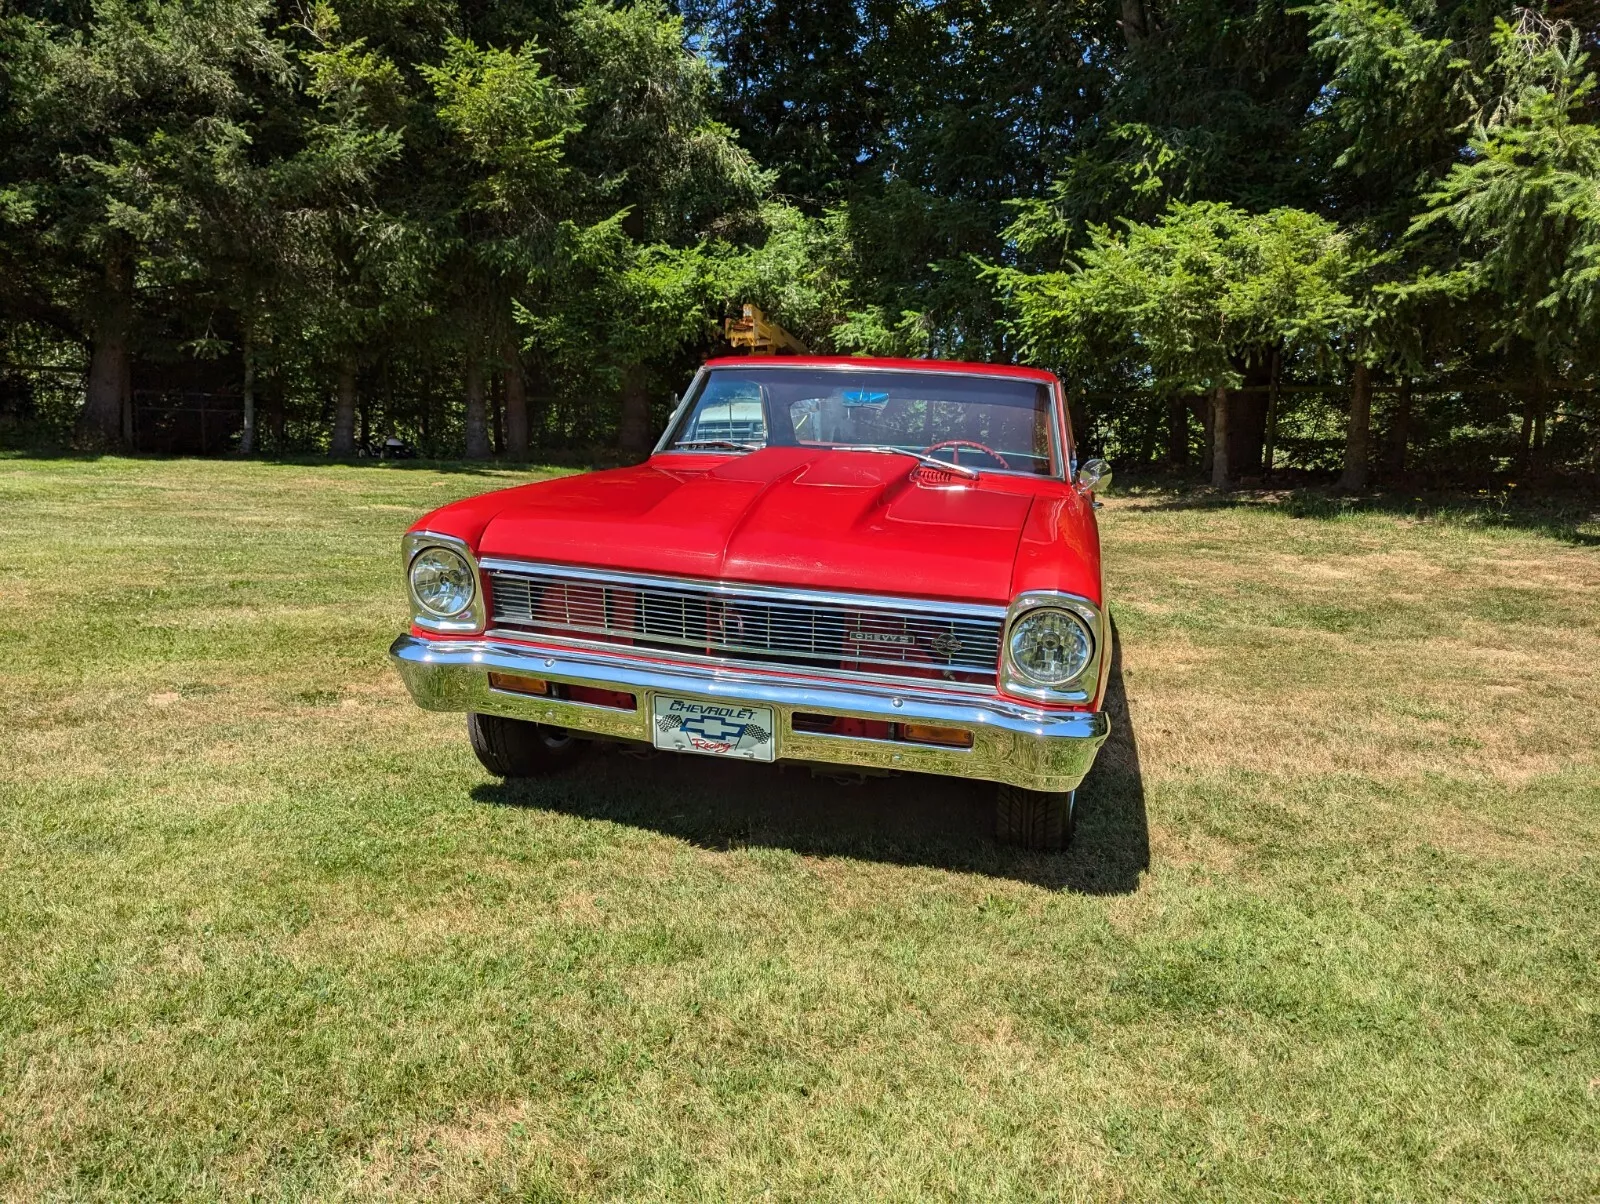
<box><xmin>654</xmin><ymin>362</ymin><xmax>1067</xmax><ymax>481</ymax></box>
<box><xmin>689</xmin><ymin>361</ymin><xmax>1056</xmax><ymax>382</ymax></box>
<box><xmin>651</xmin><ymin>367</ymin><xmax>708</xmax><ymax>456</ymax></box>
<box><xmin>654</xmin><ymin>447</ymin><xmax>1058</xmax><ymax>482</ymax></box>
<box><xmin>999</xmin><ymin>590</ymin><xmax>1106</xmax><ymax>705</ymax></box>
<box><xmin>477</xmin><ymin>558</ymin><xmax>1008</xmax><ymax>620</ymax></box>
<box><xmin>404</xmin><ymin>530</ymin><xmax>487</xmax><ymax>634</ymax></box>
<box><xmin>1056</xmin><ymin>380</ymin><xmax>1076</xmax><ymax>479</ymax></box>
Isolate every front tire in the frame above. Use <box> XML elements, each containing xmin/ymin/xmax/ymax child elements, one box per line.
<box><xmin>467</xmin><ymin>712</ymin><xmax>586</xmax><ymax>777</ymax></box>
<box><xmin>996</xmin><ymin>785</ymin><xmax>1076</xmax><ymax>851</ymax></box>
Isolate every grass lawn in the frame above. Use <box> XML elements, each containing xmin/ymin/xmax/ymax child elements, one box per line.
<box><xmin>1</xmin><ymin>455</ymin><xmax>1598</xmax><ymax>1201</ymax></box>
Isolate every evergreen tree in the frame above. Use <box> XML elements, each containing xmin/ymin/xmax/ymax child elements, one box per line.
<box><xmin>994</xmin><ymin>200</ymin><xmax>1361</xmax><ymax>485</ymax></box>
<box><xmin>0</xmin><ymin>0</ymin><xmax>1594</xmax><ymax>479</ymax></box>
<box><xmin>1</xmin><ymin>0</ymin><xmax>294</xmax><ymax>446</ymax></box>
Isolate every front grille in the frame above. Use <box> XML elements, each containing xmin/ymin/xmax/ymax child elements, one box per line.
<box><xmin>484</xmin><ymin>563</ymin><xmax>1004</xmax><ymax>687</ymax></box>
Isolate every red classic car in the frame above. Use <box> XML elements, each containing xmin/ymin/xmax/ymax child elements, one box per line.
<box><xmin>391</xmin><ymin>356</ymin><xmax>1112</xmax><ymax>849</ymax></box>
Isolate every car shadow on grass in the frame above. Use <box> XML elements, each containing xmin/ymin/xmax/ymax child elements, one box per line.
<box><xmin>472</xmin><ymin>626</ymin><xmax>1149</xmax><ymax>894</ymax></box>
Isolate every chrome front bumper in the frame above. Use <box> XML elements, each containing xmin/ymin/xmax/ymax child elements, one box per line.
<box><xmin>390</xmin><ymin>635</ymin><xmax>1109</xmax><ymax>793</ymax></box>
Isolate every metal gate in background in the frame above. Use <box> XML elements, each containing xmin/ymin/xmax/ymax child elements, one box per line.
<box><xmin>132</xmin><ymin>389</ymin><xmax>243</xmax><ymax>455</ymax></box>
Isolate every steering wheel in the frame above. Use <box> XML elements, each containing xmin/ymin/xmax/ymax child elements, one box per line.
<box><xmin>924</xmin><ymin>439</ymin><xmax>1010</xmax><ymax>470</ymax></box>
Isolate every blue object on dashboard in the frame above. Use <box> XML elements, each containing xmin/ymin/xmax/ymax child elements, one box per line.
<box><xmin>843</xmin><ymin>390</ymin><xmax>890</xmax><ymax>407</ymax></box>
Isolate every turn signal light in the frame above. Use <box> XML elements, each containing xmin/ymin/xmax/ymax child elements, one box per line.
<box><xmin>488</xmin><ymin>672</ymin><xmax>549</xmax><ymax>696</ymax></box>
<box><xmin>792</xmin><ymin>712</ymin><xmax>893</xmax><ymax>739</ymax></box>
<box><xmin>567</xmin><ymin>685</ymin><xmax>637</xmax><ymax>711</ymax></box>
<box><xmin>897</xmin><ymin>723</ymin><xmax>974</xmax><ymax>749</ymax></box>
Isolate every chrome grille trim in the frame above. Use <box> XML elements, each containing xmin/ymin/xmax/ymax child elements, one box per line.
<box><xmin>480</xmin><ymin>559</ymin><xmax>1005</xmax><ymax>687</ymax></box>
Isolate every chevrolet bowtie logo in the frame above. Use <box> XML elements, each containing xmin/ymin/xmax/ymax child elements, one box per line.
<box><xmin>679</xmin><ymin>714</ymin><xmax>749</xmax><ymax>742</ymax></box>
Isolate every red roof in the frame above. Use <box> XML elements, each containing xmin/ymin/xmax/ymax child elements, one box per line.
<box><xmin>700</xmin><ymin>355</ymin><xmax>1059</xmax><ymax>383</ymax></box>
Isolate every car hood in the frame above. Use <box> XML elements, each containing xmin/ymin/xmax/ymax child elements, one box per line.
<box><xmin>439</xmin><ymin>447</ymin><xmax>1096</xmax><ymax>605</ymax></box>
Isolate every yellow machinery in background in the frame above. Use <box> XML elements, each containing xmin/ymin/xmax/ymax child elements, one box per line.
<box><xmin>724</xmin><ymin>304</ymin><xmax>808</xmax><ymax>355</ymax></box>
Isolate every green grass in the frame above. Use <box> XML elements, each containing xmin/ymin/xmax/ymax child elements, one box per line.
<box><xmin>1</xmin><ymin>456</ymin><xmax>1597</xmax><ymax>1201</ymax></box>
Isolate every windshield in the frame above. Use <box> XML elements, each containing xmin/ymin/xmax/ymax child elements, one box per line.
<box><xmin>664</xmin><ymin>367</ymin><xmax>1062</xmax><ymax>477</ymax></box>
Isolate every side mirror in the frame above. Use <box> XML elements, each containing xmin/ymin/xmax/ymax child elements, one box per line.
<box><xmin>1075</xmin><ymin>457</ymin><xmax>1112</xmax><ymax>494</ymax></box>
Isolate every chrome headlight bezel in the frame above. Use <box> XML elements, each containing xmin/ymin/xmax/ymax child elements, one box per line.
<box><xmin>1000</xmin><ymin>591</ymin><xmax>1106</xmax><ymax>703</ymax></box>
<box><xmin>404</xmin><ymin>531</ymin><xmax>486</xmax><ymax>633</ymax></box>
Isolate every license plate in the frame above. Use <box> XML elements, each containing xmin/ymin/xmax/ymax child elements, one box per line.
<box><xmin>651</xmin><ymin>695</ymin><xmax>776</xmax><ymax>762</ymax></box>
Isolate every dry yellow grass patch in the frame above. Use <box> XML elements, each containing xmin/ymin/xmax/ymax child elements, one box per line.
<box><xmin>348</xmin><ymin>1099</ymin><xmax>595</xmax><ymax>1203</ymax></box>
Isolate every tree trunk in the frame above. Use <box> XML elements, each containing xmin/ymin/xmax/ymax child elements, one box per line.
<box><xmin>120</xmin><ymin>349</ymin><xmax>133</xmax><ymax>445</ymax></box>
<box><xmin>528</xmin><ymin>357</ymin><xmax>553</xmax><ymax>450</ymax></box>
<box><xmin>421</xmin><ymin>368</ymin><xmax>433</xmax><ymax>450</ymax></box>
<box><xmin>1136</xmin><ymin>397</ymin><xmax>1161</xmax><ymax>466</ymax></box>
<box><xmin>1210</xmin><ymin>385</ymin><xmax>1230</xmax><ymax>488</ymax></box>
<box><xmin>504</xmin><ymin>342</ymin><xmax>529</xmax><ymax>461</ymax></box>
<box><xmin>491</xmin><ymin>371</ymin><xmax>505</xmax><ymax>456</ymax></box>
<box><xmin>269</xmin><ymin>377</ymin><xmax>286</xmax><ymax>449</ymax></box>
<box><xmin>1516</xmin><ymin>400</ymin><xmax>1534</xmax><ymax>476</ymax></box>
<box><xmin>1383</xmin><ymin>377</ymin><xmax>1411</xmax><ymax>477</ymax></box>
<box><xmin>1263</xmin><ymin>348</ymin><xmax>1282</xmax><ymax>482</ymax></box>
<box><xmin>78</xmin><ymin>249</ymin><xmax>134</xmax><ymax>448</ymax></box>
<box><xmin>1530</xmin><ymin>375</ymin><xmax>1548</xmax><ymax>478</ymax></box>
<box><xmin>464</xmin><ymin>345</ymin><xmax>490</xmax><ymax>460</ymax></box>
<box><xmin>380</xmin><ymin>359</ymin><xmax>394</xmax><ymax>445</ymax></box>
<box><xmin>1166</xmin><ymin>395</ymin><xmax>1189</xmax><ymax>467</ymax></box>
<box><xmin>619</xmin><ymin>364</ymin><xmax>652</xmax><ymax>459</ymax></box>
<box><xmin>331</xmin><ymin>353</ymin><xmax>358</xmax><ymax>455</ymax></box>
<box><xmin>1120</xmin><ymin>0</ymin><xmax>1153</xmax><ymax>45</ymax></box>
<box><xmin>1226</xmin><ymin>360</ymin><xmax>1271</xmax><ymax>479</ymax></box>
<box><xmin>1066</xmin><ymin>387</ymin><xmax>1086</xmax><ymax>457</ymax></box>
<box><xmin>1338</xmin><ymin>361</ymin><xmax>1372</xmax><ymax>491</ymax></box>
<box><xmin>240</xmin><ymin>330</ymin><xmax>256</xmax><ymax>455</ymax></box>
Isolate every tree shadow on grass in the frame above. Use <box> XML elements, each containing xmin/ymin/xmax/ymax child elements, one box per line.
<box><xmin>1112</xmin><ymin>481</ymin><xmax>1600</xmax><ymax>546</ymax></box>
<box><xmin>0</xmin><ymin>448</ymin><xmax>591</xmax><ymax>478</ymax></box>
<box><xmin>252</xmin><ymin>454</ymin><xmax>613</xmax><ymax>476</ymax></box>
<box><xmin>472</xmin><ymin>624</ymin><xmax>1148</xmax><ymax>894</ymax></box>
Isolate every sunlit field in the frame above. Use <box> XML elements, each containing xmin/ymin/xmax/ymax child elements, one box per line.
<box><xmin>2</xmin><ymin>455</ymin><xmax>1597</xmax><ymax>1201</ymax></box>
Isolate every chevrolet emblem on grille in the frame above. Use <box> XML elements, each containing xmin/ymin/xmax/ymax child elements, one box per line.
<box><xmin>930</xmin><ymin>631</ymin><xmax>965</xmax><ymax>657</ymax></box>
<box><xmin>846</xmin><ymin>630</ymin><xmax>917</xmax><ymax>646</ymax></box>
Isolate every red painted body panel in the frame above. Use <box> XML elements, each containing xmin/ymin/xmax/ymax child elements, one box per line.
<box><xmin>416</xmin><ymin>452</ymin><xmax>1101</xmax><ymax>603</ymax></box>
<box><xmin>410</xmin><ymin>359</ymin><xmax>1104</xmax><ymax>695</ymax></box>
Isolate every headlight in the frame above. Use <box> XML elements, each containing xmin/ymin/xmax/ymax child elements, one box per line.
<box><xmin>1007</xmin><ymin>607</ymin><xmax>1094</xmax><ymax>686</ymax></box>
<box><xmin>410</xmin><ymin>546</ymin><xmax>475</xmax><ymax>617</ymax></box>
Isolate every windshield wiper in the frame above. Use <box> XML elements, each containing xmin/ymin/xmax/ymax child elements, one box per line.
<box><xmin>671</xmin><ymin>439</ymin><xmax>764</xmax><ymax>452</ymax></box>
<box><xmin>834</xmin><ymin>444</ymin><xmax>981</xmax><ymax>480</ymax></box>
